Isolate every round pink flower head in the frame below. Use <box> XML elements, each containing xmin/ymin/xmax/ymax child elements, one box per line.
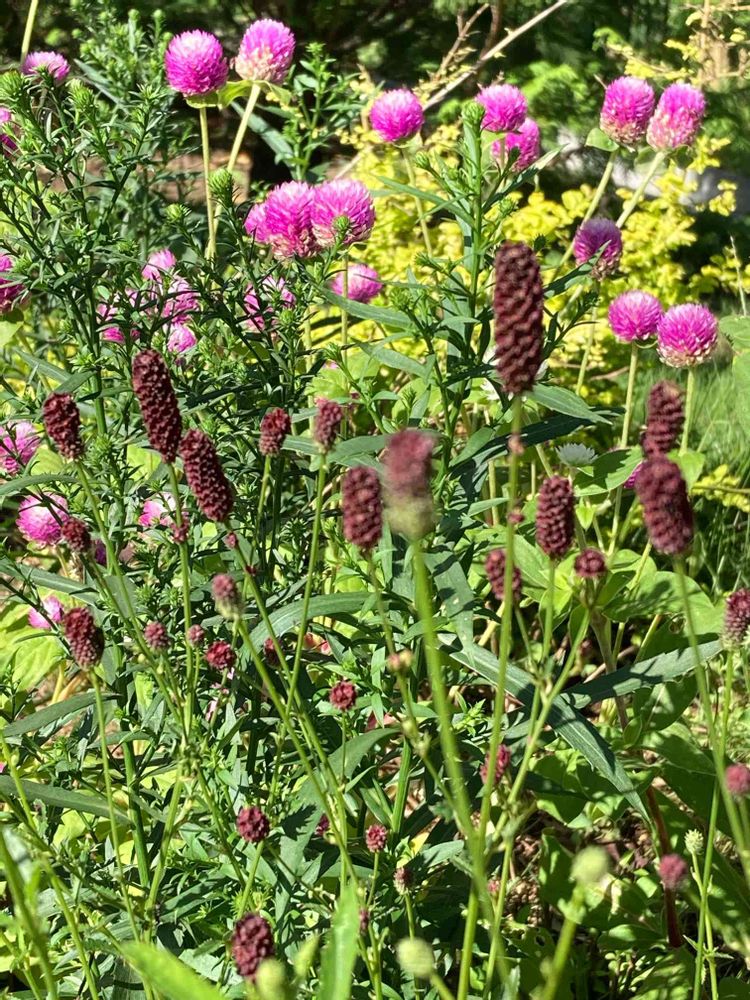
<box><xmin>244</xmin><ymin>202</ymin><xmax>269</xmax><ymax>243</ymax></box>
<box><xmin>0</xmin><ymin>421</ymin><xmax>40</xmax><ymax>475</ymax></box>
<box><xmin>330</xmin><ymin>263</ymin><xmax>382</xmax><ymax>303</ymax></box>
<box><xmin>235</xmin><ymin>19</ymin><xmax>295</xmax><ymax>84</ymax></box>
<box><xmin>476</xmin><ymin>84</ymin><xmax>527</xmax><ymax>133</ymax></box>
<box><xmin>726</xmin><ymin>763</ymin><xmax>750</xmax><ymax>798</ymax></box>
<box><xmin>311</xmin><ymin>179</ymin><xmax>376</xmax><ymax>250</ymax></box>
<box><xmin>369</xmin><ymin>89</ymin><xmax>424</xmax><ymax>143</ymax></box>
<box><xmin>164</xmin><ymin>30</ymin><xmax>228</xmax><ymax>97</ymax></box>
<box><xmin>28</xmin><ymin>594</ymin><xmax>64</xmax><ymax>630</ymax></box>
<box><xmin>0</xmin><ymin>255</ymin><xmax>26</xmax><ymax>313</ymax></box>
<box><xmin>263</xmin><ymin>181</ymin><xmax>317</xmax><ymax>259</ymax></box>
<box><xmin>492</xmin><ymin>117</ymin><xmax>541</xmax><ymax>171</ymax></box>
<box><xmin>608</xmin><ymin>290</ymin><xmax>663</xmax><ymax>343</ymax></box>
<box><xmin>159</xmin><ymin>276</ymin><xmax>198</xmax><ymax>324</ymax></box>
<box><xmin>647</xmin><ymin>82</ymin><xmax>706</xmax><ymax>151</ymax></box>
<box><xmin>22</xmin><ymin>51</ymin><xmax>70</xmax><ymax>82</ymax></box>
<box><xmin>657</xmin><ymin>303</ymin><xmax>718</xmax><ymax>368</ymax></box>
<box><xmin>139</xmin><ymin>494</ymin><xmax>176</xmax><ymax>528</ymax></box>
<box><xmin>600</xmin><ymin>76</ymin><xmax>655</xmax><ymax>147</ymax></box>
<box><xmin>244</xmin><ymin>275</ymin><xmax>296</xmax><ymax>332</ymax></box>
<box><xmin>142</xmin><ymin>248</ymin><xmax>177</xmax><ymax>281</ymax></box>
<box><xmin>167</xmin><ymin>322</ymin><xmax>197</xmax><ymax>356</ymax></box>
<box><xmin>17</xmin><ymin>493</ymin><xmax>69</xmax><ymax>545</ymax></box>
<box><xmin>573</xmin><ymin>218</ymin><xmax>622</xmax><ymax>280</ymax></box>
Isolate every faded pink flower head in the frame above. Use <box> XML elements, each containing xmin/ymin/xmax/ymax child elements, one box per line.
<box><xmin>647</xmin><ymin>82</ymin><xmax>706</xmax><ymax>151</ymax></box>
<box><xmin>235</xmin><ymin>19</ymin><xmax>295</xmax><ymax>84</ymax></box>
<box><xmin>263</xmin><ymin>181</ymin><xmax>317</xmax><ymax>259</ymax></box>
<box><xmin>726</xmin><ymin>763</ymin><xmax>750</xmax><ymax>798</ymax></box>
<box><xmin>160</xmin><ymin>276</ymin><xmax>199</xmax><ymax>323</ymax></box>
<box><xmin>17</xmin><ymin>493</ymin><xmax>69</xmax><ymax>545</ymax></box>
<box><xmin>0</xmin><ymin>421</ymin><xmax>40</xmax><ymax>475</ymax></box>
<box><xmin>573</xmin><ymin>218</ymin><xmax>622</xmax><ymax>279</ymax></box>
<box><xmin>330</xmin><ymin>263</ymin><xmax>382</xmax><ymax>303</ymax></box>
<box><xmin>0</xmin><ymin>255</ymin><xmax>25</xmax><ymax>313</ymax></box>
<box><xmin>311</xmin><ymin>179</ymin><xmax>375</xmax><ymax>250</ymax></box>
<box><xmin>139</xmin><ymin>494</ymin><xmax>176</xmax><ymax>528</ymax></box>
<box><xmin>28</xmin><ymin>594</ymin><xmax>64</xmax><ymax>630</ymax></box>
<box><xmin>142</xmin><ymin>248</ymin><xmax>177</xmax><ymax>281</ymax></box>
<box><xmin>22</xmin><ymin>51</ymin><xmax>70</xmax><ymax>82</ymax></box>
<box><xmin>369</xmin><ymin>89</ymin><xmax>424</xmax><ymax>143</ymax></box>
<box><xmin>164</xmin><ymin>30</ymin><xmax>228</xmax><ymax>97</ymax></box>
<box><xmin>600</xmin><ymin>76</ymin><xmax>655</xmax><ymax>146</ymax></box>
<box><xmin>244</xmin><ymin>275</ymin><xmax>296</xmax><ymax>332</ymax></box>
<box><xmin>167</xmin><ymin>322</ymin><xmax>197</xmax><ymax>356</ymax></box>
<box><xmin>492</xmin><ymin>117</ymin><xmax>541</xmax><ymax>171</ymax></box>
<box><xmin>476</xmin><ymin>84</ymin><xmax>527</xmax><ymax>133</ymax></box>
<box><xmin>657</xmin><ymin>303</ymin><xmax>718</xmax><ymax>367</ymax></box>
<box><xmin>608</xmin><ymin>290</ymin><xmax>663</xmax><ymax>342</ymax></box>
<box><xmin>659</xmin><ymin>853</ymin><xmax>688</xmax><ymax>891</ymax></box>
<box><xmin>244</xmin><ymin>202</ymin><xmax>269</xmax><ymax>243</ymax></box>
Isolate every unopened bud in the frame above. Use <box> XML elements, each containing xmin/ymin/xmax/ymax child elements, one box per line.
<box><xmin>396</xmin><ymin>938</ymin><xmax>434</xmax><ymax>979</ymax></box>
<box><xmin>571</xmin><ymin>846</ymin><xmax>610</xmax><ymax>886</ymax></box>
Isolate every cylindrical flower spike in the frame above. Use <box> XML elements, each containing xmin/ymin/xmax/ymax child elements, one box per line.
<box><xmin>647</xmin><ymin>83</ymin><xmax>706</xmax><ymax>151</ymax></box>
<box><xmin>480</xmin><ymin>745</ymin><xmax>511</xmax><ymax>786</ymax></box>
<box><xmin>164</xmin><ymin>30</ymin><xmax>228</xmax><ymax>96</ymax></box>
<box><xmin>259</xmin><ymin>408</ymin><xmax>291</xmax><ymax>456</ymax></box>
<box><xmin>573</xmin><ymin>218</ymin><xmax>622</xmax><ymax>279</ymax></box>
<box><xmin>642</xmin><ymin>381</ymin><xmax>684</xmax><ymax>459</ymax></box>
<box><xmin>608</xmin><ymin>290</ymin><xmax>663</xmax><ymax>343</ymax></box>
<box><xmin>574</xmin><ymin>548</ymin><xmax>607</xmax><ymax>580</ymax></box>
<box><xmin>62</xmin><ymin>518</ymin><xmax>92</xmax><ymax>555</ymax></box>
<box><xmin>369</xmin><ymin>89</ymin><xmax>424</xmax><ymax>143</ymax></box>
<box><xmin>329</xmin><ymin>679</ymin><xmax>357</xmax><ymax>711</ymax></box>
<box><xmin>43</xmin><ymin>393</ymin><xmax>84</xmax><ymax>460</ymax></box>
<box><xmin>365</xmin><ymin>824</ymin><xmax>388</xmax><ymax>852</ymax></box>
<box><xmin>485</xmin><ymin>549</ymin><xmax>522</xmax><ymax>603</ymax></box>
<box><xmin>476</xmin><ymin>84</ymin><xmax>527</xmax><ymax>133</ymax></box>
<box><xmin>236</xmin><ymin>805</ymin><xmax>271</xmax><ymax>843</ymax></box>
<box><xmin>212</xmin><ymin>573</ymin><xmax>243</xmax><ymax>619</ymax></box>
<box><xmin>725</xmin><ymin>589</ymin><xmax>750</xmax><ymax>645</ymax></box>
<box><xmin>600</xmin><ymin>76</ymin><xmax>655</xmax><ymax>146</ymax></box>
<box><xmin>313</xmin><ymin>399</ymin><xmax>343</xmax><ymax>452</ymax></box>
<box><xmin>131</xmin><ymin>349</ymin><xmax>183</xmax><ymax>463</ymax></box>
<box><xmin>536</xmin><ymin>476</ymin><xmax>575</xmax><ymax>559</ymax></box>
<box><xmin>493</xmin><ymin>241</ymin><xmax>544</xmax><ymax>396</ymax></box>
<box><xmin>180</xmin><ymin>429</ymin><xmax>234</xmax><ymax>522</ymax></box>
<box><xmin>63</xmin><ymin>607</ymin><xmax>104</xmax><ymax>667</ymax></box>
<box><xmin>342</xmin><ymin>466</ymin><xmax>383</xmax><ymax>551</ymax></box>
<box><xmin>235</xmin><ymin>19</ymin><xmax>295</xmax><ymax>84</ymax></box>
<box><xmin>635</xmin><ymin>457</ymin><xmax>693</xmax><ymax>555</ymax></box>
<box><xmin>657</xmin><ymin>303</ymin><xmax>718</xmax><ymax>368</ymax></box>
<box><xmin>232</xmin><ymin>914</ymin><xmax>275</xmax><ymax>981</ymax></box>
<box><xmin>382</xmin><ymin>429</ymin><xmax>436</xmax><ymax>540</ymax></box>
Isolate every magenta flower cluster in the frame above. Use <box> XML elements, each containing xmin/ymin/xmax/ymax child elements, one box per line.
<box><xmin>330</xmin><ymin>263</ymin><xmax>382</xmax><ymax>304</ymax></box>
<box><xmin>369</xmin><ymin>89</ymin><xmax>424</xmax><ymax>143</ymax></box>
<box><xmin>656</xmin><ymin>303</ymin><xmax>718</xmax><ymax>368</ymax></box>
<box><xmin>598</xmin><ymin>75</ymin><xmax>705</xmax><ymax>151</ymax></box>
<box><xmin>476</xmin><ymin>84</ymin><xmax>527</xmax><ymax>133</ymax></box>
<box><xmin>235</xmin><ymin>19</ymin><xmax>295</xmax><ymax>84</ymax></box>
<box><xmin>492</xmin><ymin>118</ymin><xmax>541</xmax><ymax>171</ymax></box>
<box><xmin>22</xmin><ymin>51</ymin><xmax>70</xmax><ymax>82</ymax></box>
<box><xmin>647</xmin><ymin>83</ymin><xmax>706</xmax><ymax>151</ymax></box>
<box><xmin>600</xmin><ymin>77</ymin><xmax>655</xmax><ymax>146</ymax></box>
<box><xmin>608</xmin><ymin>291</ymin><xmax>663</xmax><ymax>343</ymax></box>
<box><xmin>573</xmin><ymin>219</ymin><xmax>622</xmax><ymax>279</ymax></box>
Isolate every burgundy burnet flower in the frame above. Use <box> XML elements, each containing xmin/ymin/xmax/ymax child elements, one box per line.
<box><xmin>206</xmin><ymin>640</ymin><xmax>236</xmax><ymax>672</ymax></box>
<box><xmin>359</xmin><ymin>908</ymin><xmax>370</xmax><ymax>934</ymax></box>
<box><xmin>657</xmin><ymin>303</ymin><xmax>718</xmax><ymax>368</ymax></box>
<box><xmin>658</xmin><ymin>853</ymin><xmax>688</xmax><ymax>891</ymax></box>
<box><xmin>132</xmin><ymin>349</ymin><xmax>183</xmax><ymax>463</ymax></box>
<box><xmin>144</xmin><ymin>621</ymin><xmax>169</xmax><ymax>651</ymax></box>
<box><xmin>647</xmin><ymin>83</ymin><xmax>706</xmax><ymax>151</ymax></box>
<box><xmin>259</xmin><ymin>408</ymin><xmax>291</xmax><ymax>457</ymax></box>
<box><xmin>608</xmin><ymin>290</ymin><xmax>663</xmax><ymax>343</ymax></box>
<box><xmin>187</xmin><ymin>623</ymin><xmax>206</xmax><ymax>647</ymax></box>
<box><xmin>235</xmin><ymin>19</ymin><xmax>295</xmax><ymax>84</ymax></box>
<box><xmin>42</xmin><ymin>392</ymin><xmax>84</xmax><ymax>460</ymax></box>
<box><xmin>573</xmin><ymin>218</ymin><xmax>622</xmax><ymax>280</ymax></box>
<box><xmin>180</xmin><ymin>429</ymin><xmax>234</xmax><ymax>522</ymax></box>
<box><xmin>164</xmin><ymin>30</ymin><xmax>228</xmax><ymax>96</ymax></box>
<box><xmin>600</xmin><ymin>76</ymin><xmax>655</xmax><ymax>147</ymax></box>
<box><xmin>492</xmin><ymin>117</ymin><xmax>541</xmax><ymax>171</ymax></box>
<box><xmin>369</xmin><ymin>89</ymin><xmax>424</xmax><ymax>143</ymax></box>
<box><xmin>382</xmin><ymin>429</ymin><xmax>436</xmax><ymax>540</ymax></box>
<box><xmin>485</xmin><ymin>549</ymin><xmax>522</xmax><ymax>603</ymax></box>
<box><xmin>62</xmin><ymin>518</ymin><xmax>92</xmax><ymax>555</ymax></box>
<box><xmin>330</xmin><ymin>263</ymin><xmax>382</xmax><ymax>303</ymax></box>
<box><xmin>726</xmin><ymin>763</ymin><xmax>750</xmax><ymax>798</ymax></box>
<box><xmin>635</xmin><ymin>457</ymin><xmax>693</xmax><ymax>555</ymax></box>
<box><xmin>575</xmin><ymin>548</ymin><xmax>607</xmax><ymax>580</ymax></box>
<box><xmin>493</xmin><ymin>241</ymin><xmax>544</xmax><ymax>396</ymax></box>
<box><xmin>642</xmin><ymin>381</ymin><xmax>684</xmax><ymax>459</ymax></box>
<box><xmin>232</xmin><ymin>913</ymin><xmax>275</xmax><ymax>981</ymax></box>
<box><xmin>536</xmin><ymin>476</ymin><xmax>575</xmax><ymax>559</ymax></box>
<box><xmin>365</xmin><ymin>823</ymin><xmax>388</xmax><ymax>852</ymax></box>
<box><xmin>725</xmin><ymin>589</ymin><xmax>750</xmax><ymax>645</ymax></box>
<box><xmin>330</xmin><ymin>679</ymin><xmax>357</xmax><ymax>711</ymax></box>
<box><xmin>22</xmin><ymin>50</ymin><xmax>70</xmax><ymax>82</ymax></box>
<box><xmin>476</xmin><ymin>84</ymin><xmax>527</xmax><ymax>133</ymax></box>
<box><xmin>315</xmin><ymin>814</ymin><xmax>330</xmax><ymax>837</ymax></box>
<box><xmin>263</xmin><ymin>181</ymin><xmax>318</xmax><ymax>259</ymax></box>
<box><xmin>310</xmin><ymin>179</ymin><xmax>375</xmax><ymax>249</ymax></box>
<box><xmin>394</xmin><ymin>866</ymin><xmax>413</xmax><ymax>894</ymax></box>
<box><xmin>342</xmin><ymin>465</ymin><xmax>383</xmax><ymax>551</ymax></box>
<box><xmin>313</xmin><ymin>398</ymin><xmax>343</xmax><ymax>452</ymax></box>
<box><xmin>212</xmin><ymin>573</ymin><xmax>243</xmax><ymax>618</ymax></box>
<box><xmin>480</xmin><ymin>744</ymin><xmax>511</xmax><ymax>786</ymax></box>
<box><xmin>63</xmin><ymin>607</ymin><xmax>104</xmax><ymax>667</ymax></box>
<box><xmin>236</xmin><ymin>805</ymin><xmax>271</xmax><ymax>843</ymax></box>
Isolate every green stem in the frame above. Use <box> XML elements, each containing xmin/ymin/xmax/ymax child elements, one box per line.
<box><xmin>401</xmin><ymin>148</ymin><xmax>433</xmax><ymax>256</ymax></box>
<box><xmin>616</xmin><ymin>152</ymin><xmax>666</xmax><ymax>228</ymax></box>
<box><xmin>539</xmin><ymin>907</ymin><xmax>580</xmax><ymax>1000</ymax></box>
<box><xmin>341</xmin><ymin>252</ymin><xmax>349</xmax><ymax>351</ymax></box>
<box><xmin>226</xmin><ymin>84</ymin><xmax>261</xmax><ymax>178</ymax></box>
<box><xmin>199</xmin><ymin>107</ymin><xmax>217</xmax><ymax>260</ymax></box>
<box><xmin>20</xmin><ymin>0</ymin><xmax>39</xmax><ymax>65</ymax></box>
<box><xmin>681</xmin><ymin>367</ymin><xmax>696</xmax><ymax>454</ymax></box>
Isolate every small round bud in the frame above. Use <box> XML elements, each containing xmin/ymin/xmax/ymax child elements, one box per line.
<box><xmin>684</xmin><ymin>830</ymin><xmax>704</xmax><ymax>855</ymax></box>
<box><xmin>255</xmin><ymin>958</ymin><xmax>288</xmax><ymax>1000</ymax></box>
<box><xmin>387</xmin><ymin>649</ymin><xmax>413</xmax><ymax>674</ymax></box>
<box><xmin>396</xmin><ymin>938</ymin><xmax>434</xmax><ymax>980</ymax></box>
<box><xmin>571</xmin><ymin>846</ymin><xmax>610</xmax><ymax>886</ymax></box>
<box><xmin>413</xmin><ymin>151</ymin><xmax>430</xmax><ymax>170</ymax></box>
<box><xmin>166</xmin><ymin>203</ymin><xmax>188</xmax><ymax>224</ymax></box>
<box><xmin>209</xmin><ymin>167</ymin><xmax>233</xmax><ymax>199</ymax></box>
<box><xmin>462</xmin><ymin>99</ymin><xmax>485</xmax><ymax>128</ymax></box>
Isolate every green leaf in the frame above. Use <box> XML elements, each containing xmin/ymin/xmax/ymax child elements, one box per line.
<box><xmin>574</xmin><ymin>448</ymin><xmax>642</xmax><ymax>496</ymax></box>
<box><xmin>358</xmin><ymin>340</ymin><xmax>432</xmax><ymax>378</ymax></box>
<box><xmin>720</xmin><ymin>315</ymin><xmax>750</xmax><ymax>351</ymax></box>
<box><xmin>316</xmin><ymin>882</ymin><xmax>360</xmax><ymax>1000</ymax></box>
<box><xmin>733</xmin><ymin>353</ymin><xmax>750</xmax><ymax>431</ymax></box>
<box><xmin>250</xmin><ymin>593</ymin><xmax>368</xmax><ymax>647</ymax></box>
<box><xmin>320</xmin><ymin>288</ymin><xmax>412</xmax><ymax>331</ymax></box>
<box><xmin>0</xmin><ymin>774</ymin><xmax>129</xmax><ymax>823</ymax></box>
<box><xmin>530</xmin><ymin>384</ymin><xmax>612</xmax><ymax>425</ymax></box>
<box><xmin>0</xmin><ymin>473</ymin><xmax>78</xmax><ymax>499</ymax></box>
<box><xmin>120</xmin><ymin>943</ymin><xmax>225</xmax><ymax>1000</ymax></box>
<box><xmin>585</xmin><ymin>127</ymin><xmax>619</xmax><ymax>152</ymax></box>
<box><xmin>185</xmin><ymin>91</ymin><xmax>221</xmax><ymax>108</ymax></box>
<box><xmin>3</xmin><ymin>691</ymin><xmax>113</xmax><ymax>742</ymax></box>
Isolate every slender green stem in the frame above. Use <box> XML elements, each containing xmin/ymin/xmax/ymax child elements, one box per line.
<box><xmin>366</xmin><ymin>554</ymin><xmax>396</xmax><ymax>656</ymax></box>
<box><xmin>20</xmin><ymin>0</ymin><xmax>40</xmax><ymax>65</ymax></box>
<box><xmin>616</xmin><ymin>152</ymin><xmax>666</xmax><ymax>228</ymax></box>
<box><xmin>226</xmin><ymin>84</ymin><xmax>261</xmax><ymax>178</ymax></box>
<box><xmin>539</xmin><ymin>908</ymin><xmax>580</xmax><ymax>1000</ymax></box>
<box><xmin>575</xmin><ymin>307</ymin><xmax>598</xmax><ymax>395</ymax></box>
<box><xmin>681</xmin><ymin>368</ymin><xmax>696</xmax><ymax>454</ymax></box>
<box><xmin>608</xmin><ymin>344</ymin><xmax>639</xmax><ymax>556</ymax></box>
<box><xmin>199</xmin><ymin>107</ymin><xmax>217</xmax><ymax>260</ymax></box>
<box><xmin>401</xmin><ymin>148</ymin><xmax>433</xmax><ymax>255</ymax></box>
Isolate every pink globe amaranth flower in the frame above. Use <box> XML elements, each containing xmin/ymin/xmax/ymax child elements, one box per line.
<box><xmin>330</xmin><ymin>263</ymin><xmax>382</xmax><ymax>303</ymax></box>
<box><xmin>476</xmin><ymin>84</ymin><xmax>527</xmax><ymax>133</ymax></box>
<box><xmin>600</xmin><ymin>76</ymin><xmax>655</xmax><ymax>146</ymax></box>
<box><xmin>138</xmin><ymin>495</ymin><xmax>176</xmax><ymax>528</ymax></box>
<box><xmin>244</xmin><ymin>276</ymin><xmax>296</xmax><ymax>332</ymax></box>
<box><xmin>28</xmin><ymin>594</ymin><xmax>64</xmax><ymax>630</ymax></box>
<box><xmin>142</xmin><ymin>248</ymin><xmax>177</xmax><ymax>281</ymax></box>
<box><xmin>0</xmin><ymin>421</ymin><xmax>40</xmax><ymax>475</ymax></box>
<box><xmin>167</xmin><ymin>322</ymin><xmax>197</xmax><ymax>356</ymax></box>
<box><xmin>263</xmin><ymin>181</ymin><xmax>318</xmax><ymax>259</ymax></box>
<box><xmin>164</xmin><ymin>30</ymin><xmax>228</xmax><ymax>97</ymax></box>
<box><xmin>22</xmin><ymin>51</ymin><xmax>70</xmax><ymax>82</ymax></box>
<box><xmin>726</xmin><ymin>763</ymin><xmax>750</xmax><ymax>798</ymax></box>
<box><xmin>369</xmin><ymin>89</ymin><xmax>424</xmax><ymax>143</ymax></box>
<box><xmin>159</xmin><ymin>276</ymin><xmax>199</xmax><ymax>323</ymax></box>
<box><xmin>0</xmin><ymin>255</ymin><xmax>26</xmax><ymax>313</ymax></box>
<box><xmin>657</xmin><ymin>303</ymin><xmax>718</xmax><ymax>368</ymax></box>
<box><xmin>573</xmin><ymin>218</ymin><xmax>622</xmax><ymax>279</ymax></box>
<box><xmin>608</xmin><ymin>290</ymin><xmax>663</xmax><ymax>343</ymax></box>
<box><xmin>235</xmin><ymin>19</ymin><xmax>295</xmax><ymax>84</ymax></box>
<box><xmin>647</xmin><ymin>82</ymin><xmax>706</xmax><ymax>151</ymax></box>
<box><xmin>492</xmin><ymin>117</ymin><xmax>541</xmax><ymax>171</ymax></box>
<box><xmin>311</xmin><ymin>180</ymin><xmax>375</xmax><ymax>250</ymax></box>
<box><xmin>17</xmin><ymin>493</ymin><xmax>69</xmax><ymax>545</ymax></box>
<box><xmin>244</xmin><ymin>202</ymin><xmax>269</xmax><ymax>243</ymax></box>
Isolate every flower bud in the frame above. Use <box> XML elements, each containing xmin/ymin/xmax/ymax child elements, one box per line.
<box><xmin>396</xmin><ymin>938</ymin><xmax>434</xmax><ymax>980</ymax></box>
<box><xmin>684</xmin><ymin>830</ymin><xmax>704</xmax><ymax>855</ymax></box>
<box><xmin>571</xmin><ymin>846</ymin><xmax>610</xmax><ymax>886</ymax></box>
